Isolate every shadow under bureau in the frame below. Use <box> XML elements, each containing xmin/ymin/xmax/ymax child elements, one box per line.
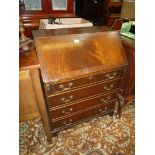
<box><xmin>34</xmin><ymin>31</ymin><xmax>128</xmax><ymax>136</ymax></box>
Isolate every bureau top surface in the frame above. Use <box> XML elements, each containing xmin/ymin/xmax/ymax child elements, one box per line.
<box><xmin>35</xmin><ymin>31</ymin><xmax>127</xmax><ymax>83</ymax></box>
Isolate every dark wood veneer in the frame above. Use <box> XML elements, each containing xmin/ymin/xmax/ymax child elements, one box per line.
<box><xmin>35</xmin><ymin>31</ymin><xmax>127</xmax><ymax>83</ymax></box>
<box><xmin>49</xmin><ymin>91</ymin><xmax>118</xmax><ymax>119</ymax></box>
<box><xmin>47</xmin><ymin>79</ymin><xmax>121</xmax><ymax>107</ymax></box>
<box><xmin>33</xmin><ymin>30</ymin><xmax>128</xmax><ymax>137</ymax></box>
<box><xmin>51</xmin><ymin>100</ymin><xmax>115</xmax><ymax>130</ymax></box>
<box><xmin>46</xmin><ymin>69</ymin><xmax>122</xmax><ymax>94</ymax></box>
<box><xmin>32</xmin><ymin>26</ymin><xmax>135</xmax><ymax>99</ymax></box>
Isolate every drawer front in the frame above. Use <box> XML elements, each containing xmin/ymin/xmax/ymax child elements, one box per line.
<box><xmin>49</xmin><ymin>91</ymin><xmax>118</xmax><ymax>119</ymax></box>
<box><xmin>51</xmin><ymin>101</ymin><xmax>115</xmax><ymax>130</ymax></box>
<box><xmin>48</xmin><ymin>79</ymin><xmax>121</xmax><ymax>107</ymax></box>
<box><xmin>46</xmin><ymin>69</ymin><xmax>122</xmax><ymax>94</ymax></box>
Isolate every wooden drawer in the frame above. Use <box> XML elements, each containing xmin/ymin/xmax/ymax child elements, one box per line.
<box><xmin>46</xmin><ymin>69</ymin><xmax>123</xmax><ymax>94</ymax></box>
<box><xmin>51</xmin><ymin>101</ymin><xmax>115</xmax><ymax>130</ymax></box>
<box><xmin>47</xmin><ymin>78</ymin><xmax>121</xmax><ymax>107</ymax></box>
<box><xmin>49</xmin><ymin>91</ymin><xmax>118</xmax><ymax>119</ymax></box>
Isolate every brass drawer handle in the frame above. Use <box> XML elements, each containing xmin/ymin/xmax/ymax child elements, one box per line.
<box><xmin>99</xmin><ymin>107</ymin><xmax>108</xmax><ymax>112</ymax></box>
<box><xmin>63</xmin><ymin>119</ymin><xmax>73</xmax><ymax>125</ymax></box>
<box><xmin>62</xmin><ymin>108</ymin><xmax>73</xmax><ymax>114</ymax></box>
<box><xmin>101</xmin><ymin>96</ymin><xmax>111</xmax><ymax>103</ymax></box>
<box><xmin>46</xmin><ymin>84</ymin><xmax>51</xmax><ymax>92</ymax></box>
<box><xmin>87</xmin><ymin>75</ymin><xmax>95</xmax><ymax>80</ymax></box>
<box><xmin>106</xmin><ymin>72</ymin><xmax>117</xmax><ymax>79</ymax></box>
<box><xmin>104</xmin><ymin>84</ymin><xmax>114</xmax><ymax>90</ymax></box>
<box><xmin>59</xmin><ymin>82</ymin><xmax>74</xmax><ymax>90</ymax></box>
<box><xmin>61</xmin><ymin>95</ymin><xmax>74</xmax><ymax>103</ymax></box>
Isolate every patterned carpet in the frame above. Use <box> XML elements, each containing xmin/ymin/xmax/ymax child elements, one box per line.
<box><xmin>19</xmin><ymin>99</ymin><xmax>135</xmax><ymax>155</ymax></box>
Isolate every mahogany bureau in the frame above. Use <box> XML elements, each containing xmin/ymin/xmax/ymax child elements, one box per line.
<box><xmin>34</xmin><ymin>31</ymin><xmax>128</xmax><ymax>136</ymax></box>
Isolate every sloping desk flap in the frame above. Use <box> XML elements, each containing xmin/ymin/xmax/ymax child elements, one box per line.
<box><xmin>34</xmin><ymin>31</ymin><xmax>127</xmax><ymax>83</ymax></box>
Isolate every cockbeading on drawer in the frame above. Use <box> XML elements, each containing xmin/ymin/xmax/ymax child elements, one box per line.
<box><xmin>50</xmin><ymin>100</ymin><xmax>116</xmax><ymax>130</ymax></box>
<box><xmin>47</xmin><ymin>78</ymin><xmax>121</xmax><ymax>107</ymax></box>
<box><xmin>45</xmin><ymin>69</ymin><xmax>123</xmax><ymax>95</ymax></box>
<box><xmin>49</xmin><ymin>91</ymin><xmax>118</xmax><ymax>119</ymax></box>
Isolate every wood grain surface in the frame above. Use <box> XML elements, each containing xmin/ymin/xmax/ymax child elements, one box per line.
<box><xmin>35</xmin><ymin>31</ymin><xmax>127</xmax><ymax>83</ymax></box>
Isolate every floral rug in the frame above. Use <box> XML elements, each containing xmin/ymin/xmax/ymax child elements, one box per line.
<box><xmin>19</xmin><ymin>99</ymin><xmax>135</xmax><ymax>155</ymax></box>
